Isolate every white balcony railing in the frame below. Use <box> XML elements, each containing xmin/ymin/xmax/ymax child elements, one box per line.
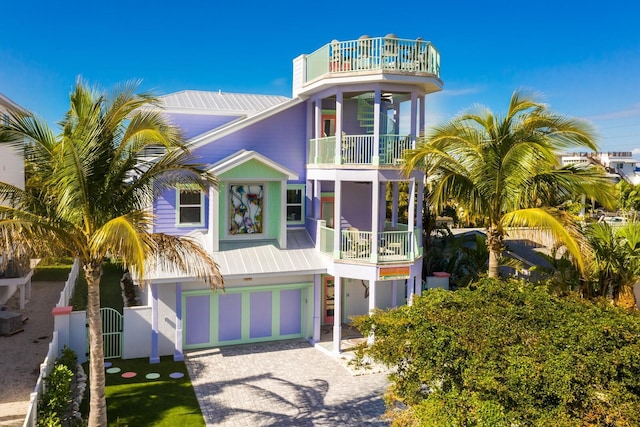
<box><xmin>308</xmin><ymin>134</ymin><xmax>411</xmax><ymax>166</ymax></box>
<box><xmin>306</xmin><ymin>36</ymin><xmax>441</xmax><ymax>83</ymax></box>
<box><xmin>319</xmin><ymin>226</ymin><xmax>417</xmax><ymax>263</ymax></box>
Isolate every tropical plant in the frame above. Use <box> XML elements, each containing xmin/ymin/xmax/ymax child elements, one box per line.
<box><xmin>0</xmin><ymin>80</ymin><xmax>223</xmax><ymax>426</ymax></box>
<box><xmin>353</xmin><ymin>278</ymin><xmax>640</xmax><ymax>426</ymax></box>
<box><xmin>584</xmin><ymin>222</ymin><xmax>640</xmax><ymax>304</ymax></box>
<box><xmin>403</xmin><ymin>90</ymin><xmax>615</xmax><ymax>278</ymax></box>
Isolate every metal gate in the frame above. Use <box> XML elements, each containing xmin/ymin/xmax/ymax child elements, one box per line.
<box><xmin>99</xmin><ymin>307</ymin><xmax>123</xmax><ymax>359</ymax></box>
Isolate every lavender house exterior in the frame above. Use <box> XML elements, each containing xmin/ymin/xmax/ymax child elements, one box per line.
<box><xmin>142</xmin><ymin>35</ymin><xmax>443</xmax><ymax>361</ymax></box>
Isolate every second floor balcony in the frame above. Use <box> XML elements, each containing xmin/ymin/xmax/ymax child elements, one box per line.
<box><xmin>318</xmin><ymin>223</ymin><xmax>423</xmax><ymax>264</ymax></box>
<box><xmin>308</xmin><ymin>133</ymin><xmax>411</xmax><ymax>167</ymax></box>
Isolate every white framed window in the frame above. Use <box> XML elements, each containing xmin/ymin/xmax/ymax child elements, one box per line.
<box><xmin>176</xmin><ymin>187</ymin><xmax>204</xmax><ymax>227</ymax></box>
<box><xmin>286</xmin><ymin>185</ymin><xmax>305</xmax><ymax>224</ymax></box>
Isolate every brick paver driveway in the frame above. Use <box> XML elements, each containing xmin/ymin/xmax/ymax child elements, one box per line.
<box><xmin>184</xmin><ymin>339</ymin><xmax>389</xmax><ymax>426</ymax></box>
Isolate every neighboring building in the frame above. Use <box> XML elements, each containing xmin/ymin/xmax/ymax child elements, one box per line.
<box><xmin>0</xmin><ymin>93</ymin><xmax>28</xmax><ymax>305</ymax></box>
<box><xmin>561</xmin><ymin>151</ymin><xmax>640</xmax><ymax>184</ymax></box>
<box><xmin>137</xmin><ymin>35</ymin><xmax>443</xmax><ymax>361</ymax></box>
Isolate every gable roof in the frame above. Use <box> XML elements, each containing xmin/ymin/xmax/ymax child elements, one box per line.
<box><xmin>158</xmin><ymin>90</ymin><xmax>290</xmax><ymax>116</ymax></box>
<box><xmin>209</xmin><ymin>149</ymin><xmax>298</xmax><ymax>180</ymax></box>
<box><xmin>188</xmin><ymin>97</ymin><xmax>305</xmax><ymax>150</ymax></box>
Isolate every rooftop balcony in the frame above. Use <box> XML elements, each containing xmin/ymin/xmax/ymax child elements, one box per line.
<box><xmin>318</xmin><ymin>223</ymin><xmax>423</xmax><ymax>264</ymax></box>
<box><xmin>305</xmin><ymin>36</ymin><xmax>440</xmax><ymax>84</ymax></box>
<box><xmin>308</xmin><ymin>134</ymin><xmax>411</xmax><ymax>167</ymax></box>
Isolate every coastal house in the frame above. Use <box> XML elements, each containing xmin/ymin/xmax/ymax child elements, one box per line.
<box><xmin>0</xmin><ymin>93</ymin><xmax>28</xmax><ymax>307</ymax></box>
<box><xmin>132</xmin><ymin>35</ymin><xmax>443</xmax><ymax>361</ymax></box>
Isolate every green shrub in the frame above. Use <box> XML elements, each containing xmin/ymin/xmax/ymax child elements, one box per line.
<box><xmin>38</xmin><ymin>364</ymin><xmax>73</xmax><ymax>427</ymax></box>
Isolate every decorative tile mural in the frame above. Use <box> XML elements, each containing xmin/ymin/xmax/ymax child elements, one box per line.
<box><xmin>229</xmin><ymin>184</ymin><xmax>263</xmax><ymax>234</ymax></box>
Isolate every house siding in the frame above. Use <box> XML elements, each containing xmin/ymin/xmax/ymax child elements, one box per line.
<box><xmin>193</xmin><ymin>103</ymin><xmax>307</xmax><ymax>184</ymax></box>
<box><xmin>154</xmin><ymin>187</ymin><xmax>209</xmax><ymax>235</ymax></box>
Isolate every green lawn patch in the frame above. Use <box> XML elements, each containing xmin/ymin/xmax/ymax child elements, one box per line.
<box><xmin>104</xmin><ymin>356</ymin><xmax>204</xmax><ymax>427</ymax></box>
<box><xmin>32</xmin><ymin>257</ymin><xmax>74</xmax><ymax>282</ymax></box>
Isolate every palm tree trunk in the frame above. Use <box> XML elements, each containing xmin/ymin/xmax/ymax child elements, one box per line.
<box><xmin>85</xmin><ymin>261</ymin><xmax>107</xmax><ymax>427</ymax></box>
<box><xmin>487</xmin><ymin>226</ymin><xmax>503</xmax><ymax>278</ymax></box>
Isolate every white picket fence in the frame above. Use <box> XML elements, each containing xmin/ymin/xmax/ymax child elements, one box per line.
<box><xmin>23</xmin><ymin>258</ymin><xmax>80</xmax><ymax>427</ymax></box>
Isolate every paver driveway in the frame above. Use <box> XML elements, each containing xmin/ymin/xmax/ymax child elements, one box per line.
<box><xmin>184</xmin><ymin>339</ymin><xmax>389</xmax><ymax>426</ymax></box>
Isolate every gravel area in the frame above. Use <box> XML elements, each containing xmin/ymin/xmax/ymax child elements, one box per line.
<box><xmin>0</xmin><ymin>280</ymin><xmax>65</xmax><ymax>426</ymax></box>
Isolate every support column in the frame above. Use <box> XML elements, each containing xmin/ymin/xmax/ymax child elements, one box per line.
<box><xmin>52</xmin><ymin>306</ymin><xmax>72</xmax><ymax>357</ymax></box>
<box><xmin>335</xmin><ymin>90</ymin><xmax>343</xmax><ymax>165</ymax></box>
<box><xmin>410</xmin><ymin>91</ymin><xmax>418</xmax><ymax>148</ymax></box>
<box><xmin>150</xmin><ymin>283</ymin><xmax>160</xmax><ymax>364</ymax></box>
<box><xmin>367</xmin><ymin>280</ymin><xmax>376</xmax><ymax>345</ymax></box>
<box><xmin>391</xmin><ymin>280</ymin><xmax>398</xmax><ymax>307</ymax></box>
<box><xmin>313</xmin><ymin>274</ymin><xmax>321</xmax><ymax>342</ymax></box>
<box><xmin>372</xmin><ymin>88</ymin><xmax>381</xmax><ymax>165</ymax></box>
<box><xmin>419</xmin><ymin>94</ymin><xmax>426</xmax><ymax>138</ymax></box>
<box><xmin>210</xmin><ymin>186</ymin><xmax>219</xmax><ymax>252</ymax></box>
<box><xmin>408</xmin><ymin>179</ymin><xmax>416</xmax><ymax>259</ymax></box>
<box><xmin>332</xmin><ymin>275</ymin><xmax>342</xmax><ymax>354</ymax></box>
<box><xmin>392</xmin><ymin>182</ymin><xmax>399</xmax><ymax>227</ymax></box>
<box><xmin>371</xmin><ymin>179</ymin><xmax>380</xmax><ymax>262</ymax></box>
<box><xmin>174</xmin><ymin>283</ymin><xmax>183</xmax><ymax>362</ymax></box>
<box><xmin>333</xmin><ymin>180</ymin><xmax>342</xmax><ymax>259</ymax></box>
<box><xmin>406</xmin><ymin>277</ymin><xmax>414</xmax><ymax>306</ymax></box>
<box><xmin>314</xmin><ymin>97</ymin><xmax>322</xmax><ymax>164</ymax></box>
<box><xmin>313</xmin><ymin>179</ymin><xmax>321</xmax><ymax>220</ymax></box>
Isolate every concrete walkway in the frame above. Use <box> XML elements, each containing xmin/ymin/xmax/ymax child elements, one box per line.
<box><xmin>185</xmin><ymin>339</ymin><xmax>389</xmax><ymax>426</ymax></box>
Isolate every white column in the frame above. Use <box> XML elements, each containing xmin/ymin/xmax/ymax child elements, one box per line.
<box><xmin>279</xmin><ymin>179</ymin><xmax>287</xmax><ymax>248</ymax></box>
<box><xmin>391</xmin><ymin>280</ymin><xmax>398</xmax><ymax>307</ymax></box>
<box><xmin>371</xmin><ymin>179</ymin><xmax>380</xmax><ymax>262</ymax></box>
<box><xmin>419</xmin><ymin>94</ymin><xmax>426</xmax><ymax>138</ymax></box>
<box><xmin>314</xmin><ymin>98</ymin><xmax>322</xmax><ymax>164</ymax></box>
<box><xmin>313</xmin><ymin>179</ymin><xmax>321</xmax><ymax>220</ymax></box>
<box><xmin>367</xmin><ymin>280</ymin><xmax>376</xmax><ymax>345</ymax></box>
<box><xmin>313</xmin><ymin>274</ymin><xmax>321</xmax><ymax>342</ymax></box>
<box><xmin>332</xmin><ymin>275</ymin><xmax>342</xmax><ymax>353</ymax></box>
<box><xmin>406</xmin><ymin>277</ymin><xmax>414</xmax><ymax>306</ymax></box>
<box><xmin>335</xmin><ymin>90</ymin><xmax>343</xmax><ymax>165</ymax></box>
<box><xmin>174</xmin><ymin>282</ymin><xmax>183</xmax><ymax>361</ymax></box>
<box><xmin>410</xmin><ymin>91</ymin><xmax>418</xmax><ymax>148</ymax></box>
<box><xmin>372</xmin><ymin>88</ymin><xmax>381</xmax><ymax>165</ymax></box>
<box><xmin>150</xmin><ymin>283</ymin><xmax>160</xmax><ymax>364</ymax></box>
<box><xmin>408</xmin><ymin>179</ymin><xmax>416</xmax><ymax>259</ymax></box>
<box><xmin>333</xmin><ymin>180</ymin><xmax>342</xmax><ymax>259</ymax></box>
<box><xmin>210</xmin><ymin>186</ymin><xmax>219</xmax><ymax>252</ymax></box>
<box><xmin>392</xmin><ymin>182</ymin><xmax>399</xmax><ymax>227</ymax></box>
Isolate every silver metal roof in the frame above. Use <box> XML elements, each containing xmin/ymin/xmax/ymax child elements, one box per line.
<box><xmin>159</xmin><ymin>90</ymin><xmax>290</xmax><ymax>114</ymax></box>
<box><xmin>144</xmin><ymin>229</ymin><xmax>327</xmax><ymax>282</ymax></box>
<box><xmin>214</xmin><ymin>229</ymin><xmax>327</xmax><ymax>277</ymax></box>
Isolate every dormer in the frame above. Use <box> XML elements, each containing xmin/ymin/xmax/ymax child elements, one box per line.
<box><xmin>208</xmin><ymin>150</ymin><xmax>298</xmax><ymax>251</ymax></box>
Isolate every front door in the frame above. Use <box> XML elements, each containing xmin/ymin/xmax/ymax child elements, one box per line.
<box><xmin>323</xmin><ymin>276</ymin><xmax>335</xmax><ymax>324</ymax></box>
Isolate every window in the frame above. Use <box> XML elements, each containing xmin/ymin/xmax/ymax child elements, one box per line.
<box><xmin>176</xmin><ymin>188</ymin><xmax>204</xmax><ymax>226</ymax></box>
<box><xmin>229</xmin><ymin>184</ymin><xmax>263</xmax><ymax>234</ymax></box>
<box><xmin>286</xmin><ymin>185</ymin><xmax>305</xmax><ymax>224</ymax></box>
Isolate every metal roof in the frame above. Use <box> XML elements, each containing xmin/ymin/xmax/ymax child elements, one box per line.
<box><xmin>158</xmin><ymin>90</ymin><xmax>290</xmax><ymax>115</ymax></box>
<box><xmin>144</xmin><ymin>229</ymin><xmax>327</xmax><ymax>283</ymax></box>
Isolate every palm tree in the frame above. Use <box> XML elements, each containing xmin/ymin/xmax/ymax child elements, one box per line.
<box><xmin>404</xmin><ymin>90</ymin><xmax>615</xmax><ymax>278</ymax></box>
<box><xmin>0</xmin><ymin>80</ymin><xmax>223</xmax><ymax>426</ymax></box>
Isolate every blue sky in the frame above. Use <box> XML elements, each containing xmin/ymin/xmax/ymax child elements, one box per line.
<box><xmin>2</xmin><ymin>0</ymin><xmax>639</xmax><ymax>154</ymax></box>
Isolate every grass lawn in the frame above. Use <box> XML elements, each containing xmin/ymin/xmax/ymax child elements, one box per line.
<box><xmin>32</xmin><ymin>257</ymin><xmax>74</xmax><ymax>281</ymax></box>
<box><xmin>103</xmin><ymin>356</ymin><xmax>204</xmax><ymax>427</ymax></box>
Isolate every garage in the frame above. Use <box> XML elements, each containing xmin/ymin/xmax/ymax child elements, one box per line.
<box><xmin>182</xmin><ymin>284</ymin><xmax>311</xmax><ymax>349</ymax></box>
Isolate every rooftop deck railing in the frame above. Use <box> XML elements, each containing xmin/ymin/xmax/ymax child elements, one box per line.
<box><xmin>308</xmin><ymin>134</ymin><xmax>411</xmax><ymax>166</ymax></box>
<box><xmin>306</xmin><ymin>36</ymin><xmax>440</xmax><ymax>83</ymax></box>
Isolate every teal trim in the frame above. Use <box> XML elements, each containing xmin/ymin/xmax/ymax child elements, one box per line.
<box><xmin>219</xmin><ymin>158</ymin><xmax>288</xmax><ymax>180</ymax></box>
<box><xmin>272</xmin><ymin>290</ymin><xmax>280</xmax><ymax>336</ymax></box>
<box><xmin>213</xmin><ymin>283</ymin><xmax>311</xmax><ymax>293</ymax></box>
<box><xmin>211</xmin><ymin>292</ymin><xmax>219</xmax><ymax>344</ymax></box>
<box><xmin>241</xmin><ymin>292</ymin><xmax>250</xmax><ymax>340</ymax></box>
